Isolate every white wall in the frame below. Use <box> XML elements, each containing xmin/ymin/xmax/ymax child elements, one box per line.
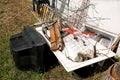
<box><xmin>87</xmin><ymin>0</ymin><xmax>120</xmax><ymax>34</ymax></box>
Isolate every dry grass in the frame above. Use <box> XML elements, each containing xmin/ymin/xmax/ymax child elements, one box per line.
<box><xmin>0</xmin><ymin>0</ymin><xmax>36</xmax><ymax>38</ymax></box>
<box><xmin>0</xmin><ymin>0</ymin><xmax>43</xmax><ymax>80</ymax></box>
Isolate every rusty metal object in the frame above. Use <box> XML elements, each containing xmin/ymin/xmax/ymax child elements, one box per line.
<box><xmin>111</xmin><ymin>62</ymin><xmax>120</xmax><ymax>80</ymax></box>
<box><xmin>102</xmin><ymin>62</ymin><xmax>120</xmax><ymax>80</ymax></box>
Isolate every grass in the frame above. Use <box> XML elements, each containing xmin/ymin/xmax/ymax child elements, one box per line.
<box><xmin>0</xmin><ymin>0</ymin><xmax>115</xmax><ymax>80</ymax></box>
<box><xmin>0</xmin><ymin>0</ymin><xmax>44</xmax><ymax>80</ymax></box>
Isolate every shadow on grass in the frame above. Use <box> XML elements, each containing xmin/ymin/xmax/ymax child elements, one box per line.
<box><xmin>72</xmin><ymin>57</ymin><xmax>117</xmax><ymax>80</ymax></box>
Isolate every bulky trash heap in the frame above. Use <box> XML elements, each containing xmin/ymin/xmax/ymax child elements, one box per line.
<box><xmin>37</xmin><ymin>19</ymin><xmax>95</xmax><ymax>62</ymax></box>
<box><xmin>32</xmin><ymin>0</ymin><xmax>120</xmax><ymax>63</ymax></box>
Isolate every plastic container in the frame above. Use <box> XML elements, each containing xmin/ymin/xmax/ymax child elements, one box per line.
<box><xmin>10</xmin><ymin>26</ymin><xmax>58</xmax><ymax>73</ymax></box>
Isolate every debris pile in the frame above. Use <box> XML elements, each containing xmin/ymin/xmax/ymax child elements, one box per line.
<box><xmin>9</xmin><ymin>0</ymin><xmax>120</xmax><ymax>75</ymax></box>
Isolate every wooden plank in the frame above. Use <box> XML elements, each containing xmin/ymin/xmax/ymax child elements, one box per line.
<box><xmin>116</xmin><ymin>41</ymin><xmax>120</xmax><ymax>57</ymax></box>
<box><xmin>50</xmin><ymin>21</ymin><xmax>62</xmax><ymax>51</ymax></box>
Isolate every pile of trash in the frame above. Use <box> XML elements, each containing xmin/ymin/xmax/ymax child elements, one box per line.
<box><xmin>9</xmin><ymin>0</ymin><xmax>120</xmax><ymax>75</ymax></box>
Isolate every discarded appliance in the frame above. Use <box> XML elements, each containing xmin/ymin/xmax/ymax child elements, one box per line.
<box><xmin>36</xmin><ymin>22</ymin><xmax>120</xmax><ymax>72</ymax></box>
<box><xmin>10</xmin><ymin>26</ymin><xmax>58</xmax><ymax>73</ymax></box>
